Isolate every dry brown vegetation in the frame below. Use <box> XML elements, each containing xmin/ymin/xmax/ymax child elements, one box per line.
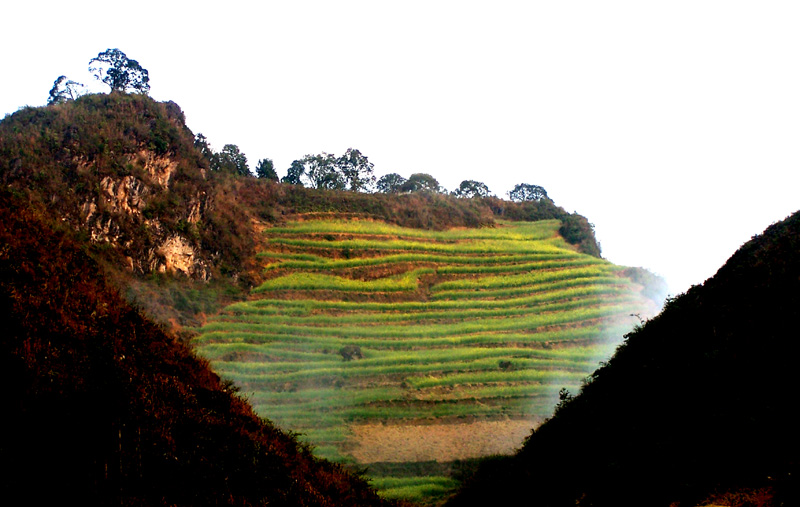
<box><xmin>350</xmin><ymin>420</ymin><xmax>539</xmax><ymax>463</ymax></box>
<box><xmin>0</xmin><ymin>190</ymin><xmax>391</xmax><ymax>506</ymax></box>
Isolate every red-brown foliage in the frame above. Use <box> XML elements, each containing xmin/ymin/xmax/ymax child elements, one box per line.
<box><xmin>0</xmin><ymin>189</ymin><xmax>389</xmax><ymax>506</ymax></box>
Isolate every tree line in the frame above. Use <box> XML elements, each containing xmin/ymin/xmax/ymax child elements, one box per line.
<box><xmin>189</xmin><ymin>130</ymin><xmax>552</xmax><ymax>203</ymax></box>
<box><xmin>191</xmin><ymin>135</ymin><xmax>551</xmax><ymax>205</ymax></box>
<box><xmin>195</xmin><ymin>136</ymin><xmax>551</xmax><ymax>203</ymax></box>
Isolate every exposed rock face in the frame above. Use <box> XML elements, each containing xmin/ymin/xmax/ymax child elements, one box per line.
<box><xmin>187</xmin><ymin>197</ymin><xmax>203</xmax><ymax>224</ymax></box>
<box><xmin>158</xmin><ymin>235</ymin><xmax>209</xmax><ymax>280</ymax></box>
<box><xmin>77</xmin><ymin>155</ymin><xmax>210</xmax><ymax>280</ymax></box>
<box><xmin>0</xmin><ymin>94</ymin><xmax>223</xmax><ymax>282</ymax></box>
<box><xmin>100</xmin><ymin>175</ymin><xmax>149</xmax><ymax>215</ymax></box>
<box><xmin>136</xmin><ymin>150</ymin><xmax>180</xmax><ymax>189</ymax></box>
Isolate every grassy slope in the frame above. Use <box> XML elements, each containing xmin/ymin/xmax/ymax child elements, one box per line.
<box><xmin>193</xmin><ymin>217</ymin><xmax>659</xmax><ymax>504</ymax></box>
<box><xmin>446</xmin><ymin>211</ymin><xmax>800</xmax><ymax>507</ymax></box>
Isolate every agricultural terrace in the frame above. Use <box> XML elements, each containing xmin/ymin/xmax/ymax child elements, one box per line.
<box><xmin>193</xmin><ymin>218</ymin><xmax>655</xmax><ymax>504</ymax></box>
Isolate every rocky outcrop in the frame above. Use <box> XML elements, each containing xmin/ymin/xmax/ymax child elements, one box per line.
<box><xmin>0</xmin><ymin>94</ymin><xmax>225</xmax><ymax>282</ymax></box>
<box><xmin>79</xmin><ymin>162</ymin><xmax>210</xmax><ymax>280</ymax></box>
<box><xmin>135</xmin><ymin>150</ymin><xmax>180</xmax><ymax>189</ymax></box>
<box><xmin>157</xmin><ymin>235</ymin><xmax>209</xmax><ymax>280</ymax></box>
<box><xmin>100</xmin><ymin>175</ymin><xmax>149</xmax><ymax>215</ymax></box>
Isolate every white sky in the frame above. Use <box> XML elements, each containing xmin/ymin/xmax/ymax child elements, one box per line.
<box><xmin>3</xmin><ymin>1</ymin><xmax>799</xmax><ymax>296</ymax></box>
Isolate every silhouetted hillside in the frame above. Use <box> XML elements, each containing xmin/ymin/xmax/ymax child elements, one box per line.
<box><xmin>448</xmin><ymin>212</ymin><xmax>800</xmax><ymax>507</ymax></box>
<box><xmin>0</xmin><ymin>189</ymin><xmax>389</xmax><ymax>506</ymax></box>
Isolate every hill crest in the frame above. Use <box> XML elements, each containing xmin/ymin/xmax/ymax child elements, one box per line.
<box><xmin>0</xmin><ymin>93</ymin><xmax>605</xmax><ymax>284</ymax></box>
<box><xmin>0</xmin><ymin>93</ymin><xmax>217</xmax><ymax>279</ymax></box>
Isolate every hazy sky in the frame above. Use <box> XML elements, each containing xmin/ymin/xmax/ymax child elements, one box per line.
<box><xmin>3</xmin><ymin>1</ymin><xmax>799</xmax><ymax>296</ymax></box>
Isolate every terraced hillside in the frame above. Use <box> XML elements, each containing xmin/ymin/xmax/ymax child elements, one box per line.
<box><xmin>193</xmin><ymin>217</ymin><xmax>659</xmax><ymax>503</ymax></box>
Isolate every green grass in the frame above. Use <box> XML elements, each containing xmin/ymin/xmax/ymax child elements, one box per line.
<box><xmin>200</xmin><ymin>301</ymin><xmax>636</xmax><ymax>342</ymax></box>
<box><xmin>372</xmin><ymin>476</ymin><xmax>460</xmax><ymax>503</ymax></box>
<box><xmin>225</xmin><ymin>280</ymin><xmax>632</xmax><ymax>314</ymax></box>
<box><xmin>266</xmin><ymin>236</ymin><xmax>571</xmax><ymax>255</ymax></box>
<box><xmin>265</xmin><ymin>218</ymin><xmax>562</xmax><ymax>241</ymax></box>
<box><xmin>193</xmin><ymin>217</ymin><xmax>655</xmax><ymax>503</ymax></box>
<box><xmin>196</xmin><ymin>322</ymin><xmax>629</xmax><ymax>353</ymax></box>
<box><xmin>260</xmin><ymin>251</ymin><xmax>581</xmax><ymax>272</ymax></box>
<box><xmin>430</xmin><ymin>276</ymin><xmax>626</xmax><ymax>300</ymax></box>
<box><xmin>212</xmin><ymin>287</ymin><xmax>633</xmax><ymax>328</ymax></box>
<box><xmin>431</xmin><ymin>265</ymin><xmax>616</xmax><ymax>291</ymax></box>
<box><xmin>252</xmin><ymin>268</ymin><xmax>434</xmax><ymax>293</ymax></box>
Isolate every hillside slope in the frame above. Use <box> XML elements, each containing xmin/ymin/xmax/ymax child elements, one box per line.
<box><xmin>447</xmin><ymin>211</ymin><xmax>800</xmax><ymax>507</ymax></box>
<box><xmin>1</xmin><ymin>93</ymin><xmax>664</xmax><ymax>505</ymax></box>
<box><xmin>195</xmin><ymin>217</ymin><xmax>662</xmax><ymax>503</ymax></box>
<box><xmin>0</xmin><ymin>189</ymin><xmax>389</xmax><ymax>506</ymax></box>
<box><xmin>0</xmin><ymin>93</ymin><xmax>230</xmax><ymax>277</ymax></box>
<box><xmin>0</xmin><ymin>93</ymin><xmax>606</xmax><ymax>331</ymax></box>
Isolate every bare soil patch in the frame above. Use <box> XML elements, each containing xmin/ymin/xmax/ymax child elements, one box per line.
<box><xmin>348</xmin><ymin>419</ymin><xmax>539</xmax><ymax>463</ymax></box>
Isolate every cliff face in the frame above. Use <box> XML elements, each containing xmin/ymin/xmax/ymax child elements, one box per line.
<box><xmin>0</xmin><ymin>93</ymin><xmax>220</xmax><ymax>280</ymax></box>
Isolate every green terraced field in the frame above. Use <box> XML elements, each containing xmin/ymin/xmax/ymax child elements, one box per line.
<box><xmin>193</xmin><ymin>217</ymin><xmax>657</xmax><ymax>504</ymax></box>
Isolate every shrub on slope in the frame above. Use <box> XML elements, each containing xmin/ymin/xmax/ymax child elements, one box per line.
<box><xmin>447</xmin><ymin>211</ymin><xmax>800</xmax><ymax>507</ymax></box>
<box><xmin>0</xmin><ymin>189</ymin><xmax>388</xmax><ymax>507</ymax></box>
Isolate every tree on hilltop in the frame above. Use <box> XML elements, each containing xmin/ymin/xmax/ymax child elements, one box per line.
<box><xmin>336</xmin><ymin>148</ymin><xmax>375</xmax><ymax>192</ymax></box>
<box><xmin>508</xmin><ymin>183</ymin><xmax>548</xmax><ymax>202</ymax></box>
<box><xmin>453</xmin><ymin>180</ymin><xmax>491</xmax><ymax>199</ymax></box>
<box><xmin>47</xmin><ymin>76</ymin><xmax>86</xmax><ymax>105</ymax></box>
<box><xmin>281</xmin><ymin>154</ymin><xmax>344</xmax><ymax>189</ymax></box>
<box><xmin>194</xmin><ymin>133</ymin><xmax>214</xmax><ymax>160</ymax></box>
<box><xmin>376</xmin><ymin>173</ymin><xmax>407</xmax><ymax>194</ymax></box>
<box><xmin>89</xmin><ymin>48</ymin><xmax>150</xmax><ymax>94</ymax></box>
<box><xmin>194</xmin><ymin>135</ymin><xmax>252</xmax><ymax>177</ymax></box>
<box><xmin>255</xmin><ymin>158</ymin><xmax>278</xmax><ymax>180</ymax></box>
<box><xmin>213</xmin><ymin>144</ymin><xmax>251</xmax><ymax>176</ymax></box>
<box><xmin>305</xmin><ymin>153</ymin><xmax>345</xmax><ymax>190</ymax></box>
<box><xmin>281</xmin><ymin>159</ymin><xmax>305</xmax><ymax>185</ymax></box>
<box><xmin>401</xmin><ymin>173</ymin><xmax>441</xmax><ymax>193</ymax></box>
<box><xmin>282</xmin><ymin>150</ymin><xmax>375</xmax><ymax>191</ymax></box>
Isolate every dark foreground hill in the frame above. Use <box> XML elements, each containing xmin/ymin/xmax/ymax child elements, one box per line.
<box><xmin>0</xmin><ymin>189</ymin><xmax>389</xmax><ymax>506</ymax></box>
<box><xmin>447</xmin><ymin>211</ymin><xmax>800</xmax><ymax>506</ymax></box>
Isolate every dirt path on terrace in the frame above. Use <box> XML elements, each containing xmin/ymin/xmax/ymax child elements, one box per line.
<box><xmin>348</xmin><ymin>419</ymin><xmax>540</xmax><ymax>463</ymax></box>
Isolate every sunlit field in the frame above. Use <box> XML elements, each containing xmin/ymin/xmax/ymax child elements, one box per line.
<box><xmin>193</xmin><ymin>218</ymin><xmax>654</xmax><ymax>504</ymax></box>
